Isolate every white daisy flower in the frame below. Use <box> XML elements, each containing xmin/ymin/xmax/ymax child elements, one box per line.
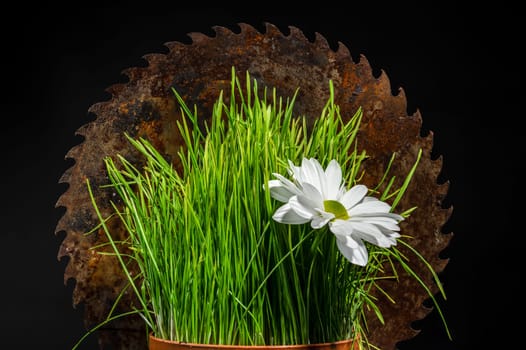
<box><xmin>266</xmin><ymin>158</ymin><xmax>403</xmax><ymax>266</ymax></box>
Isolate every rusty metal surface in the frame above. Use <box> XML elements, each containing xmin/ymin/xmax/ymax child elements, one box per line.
<box><xmin>56</xmin><ymin>23</ymin><xmax>452</xmax><ymax>350</ymax></box>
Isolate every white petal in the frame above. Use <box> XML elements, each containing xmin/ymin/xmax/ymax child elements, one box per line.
<box><xmin>351</xmin><ymin>212</ymin><xmax>404</xmax><ymax>221</ymax></box>
<box><xmin>289</xmin><ymin>195</ymin><xmax>316</xmax><ymax>219</ymax></box>
<box><xmin>376</xmin><ymin>225</ymin><xmax>401</xmax><ymax>239</ymax></box>
<box><xmin>273</xmin><ymin>173</ymin><xmax>301</xmax><ymax>192</ymax></box>
<box><xmin>272</xmin><ymin>203</ymin><xmax>311</xmax><ymax>224</ymax></box>
<box><xmin>350</xmin><ymin>222</ymin><xmax>395</xmax><ymax>248</ymax></box>
<box><xmin>335</xmin><ymin>236</ymin><xmax>368</xmax><ymax>266</ymax></box>
<box><xmin>267</xmin><ymin>180</ymin><xmax>296</xmax><ymax>202</ymax></box>
<box><xmin>300</xmin><ymin>182</ymin><xmax>324</xmax><ymax>208</ymax></box>
<box><xmin>288</xmin><ymin>160</ymin><xmax>302</xmax><ymax>181</ymax></box>
<box><xmin>340</xmin><ymin>185</ymin><xmax>368</xmax><ymax>209</ymax></box>
<box><xmin>385</xmin><ymin>231</ymin><xmax>401</xmax><ymax>240</ymax></box>
<box><xmin>311</xmin><ymin>210</ymin><xmax>334</xmax><ymax>229</ymax></box>
<box><xmin>380</xmin><ymin>233</ymin><xmax>400</xmax><ymax>244</ymax></box>
<box><xmin>328</xmin><ymin>220</ymin><xmax>357</xmax><ymax>247</ymax></box>
<box><xmin>351</xmin><ymin>216</ymin><xmax>400</xmax><ymax>231</ymax></box>
<box><xmin>300</xmin><ymin>158</ymin><xmax>323</xmax><ymax>193</ymax></box>
<box><xmin>349</xmin><ymin>199</ymin><xmax>392</xmax><ymax>216</ymax></box>
<box><xmin>313</xmin><ymin>159</ymin><xmax>328</xmax><ymax>198</ymax></box>
<box><xmin>325</xmin><ymin>160</ymin><xmax>343</xmax><ymax>199</ymax></box>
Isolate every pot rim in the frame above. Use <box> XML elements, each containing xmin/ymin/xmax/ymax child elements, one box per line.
<box><xmin>149</xmin><ymin>333</ymin><xmax>357</xmax><ymax>350</ymax></box>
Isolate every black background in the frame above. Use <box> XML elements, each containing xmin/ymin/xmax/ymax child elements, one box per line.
<box><xmin>2</xmin><ymin>3</ymin><xmax>520</xmax><ymax>349</ymax></box>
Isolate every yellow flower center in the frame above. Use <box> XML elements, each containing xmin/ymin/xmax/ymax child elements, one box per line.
<box><xmin>323</xmin><ymin>200</ymin><xmax>350</xmax><ymax>220</ymax></box>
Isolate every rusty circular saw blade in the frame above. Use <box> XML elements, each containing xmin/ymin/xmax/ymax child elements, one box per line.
<box><xmin>56</xmin><ymin>23</ymin><xmax>452</xmax><ymax>350</ymax></box>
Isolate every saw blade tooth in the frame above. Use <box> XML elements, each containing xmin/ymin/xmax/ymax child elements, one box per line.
<box><xmin>212</xmin><ymin>25</ymin><xmax>234</xmax><ymax>37</ymax></box>
<box><xmin>187</xmin><ymin>31</ymin><xmax>211</xmax><ymax>43</ymax></box>
<box><xmin>55</xmin><ymin>213</ymin><xmax>69</xmax><ymax>235</ymax></box>
<box><xmin>237</xmin><ymin>22</ymin><xmax>258</xmax><ymax>35</ymax></box>
<box><xmin>336</xmin><ymin>41</ymin><xmax>352</xmax><ymax>60</ymax></box>
<box><xmin>164</xmin><ymin>40</ymin><xmax>186</xmax><ymax>50</ymax></box>
<box><xmin>75</xmin><ymin>122</ymin><xmax>92</xmax><ymax>138</ymax></box>
<box><xmin>121</xmin><ymin>66</ymin><xmax>145</xmax><ymax>81</ymax></box>
<box><xmin>142</xmin><ymin>53</ymin><xmax>165</xmax><ymax>66</ymax></box>
<box><xmin>392</xmin><ymin>86</ymin><xmax>409</xmax><ymax>114</ymax></box>
<box><xmin>396</xmin><ymin>86</ymin><xmax>407</xmax><ymax>100</ymax></box>
<box><xmin>288</xmin><ymin>26</ymin><xmax>308</xmax><ymax>42</ymax></box>
<box><xmin>58</xmin><ymin>167</ymin><xmax>72</xmax><ymax>185</ymax></box>
<box><xmin>314</xmin><ymin>32</ymin><xmax>330</xmax><ymax>50</ymax></box>
<box><xmin>376</xmin><ymin>69</ymin><xmax>393</xmax><ymax>94</ymax></box>
<box><xmin>105</xmin><ymin>83</ymin><xmax>126</xmax><ymax>97</ymax></box>
<box><xmin>357</xmin><ymin>53</ymin><xmax>374</xmax><ymax>76</ymax></box>
<box><xmin>263</xmin><ymin>22</ymin><xmax>282</xmax><ymax>36</ymax></box>
<box><xmin>412</xmin><ymin>108</ymin><xmax>424</xmax><ymax>129</ymax></box>
<box><xmin>65</xmin><ymin>143</ymin><xmax>82</xmax><ymax>159</ymax></box>
<box><xmin>87</xmin><ymin>102</ymin><xmax>109</xmax><ymax>115</ymax></box>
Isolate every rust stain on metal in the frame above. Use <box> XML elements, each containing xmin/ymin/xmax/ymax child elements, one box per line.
<box><xmin>56</xmin><ymin>23</ymin><xmax>452</xmax><ymax>350</ymax></box>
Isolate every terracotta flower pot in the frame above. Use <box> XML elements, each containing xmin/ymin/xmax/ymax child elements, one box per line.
<box><xmin>149</xmin><ymin>334</ymin><xmax>360</xmax><ymax>350</ymax></box>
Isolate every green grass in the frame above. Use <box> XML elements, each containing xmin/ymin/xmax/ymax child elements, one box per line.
<box><xmin>79</xmin><ymin>68</ymin><xmax>448</xmax><ymax>349</ymax></box>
